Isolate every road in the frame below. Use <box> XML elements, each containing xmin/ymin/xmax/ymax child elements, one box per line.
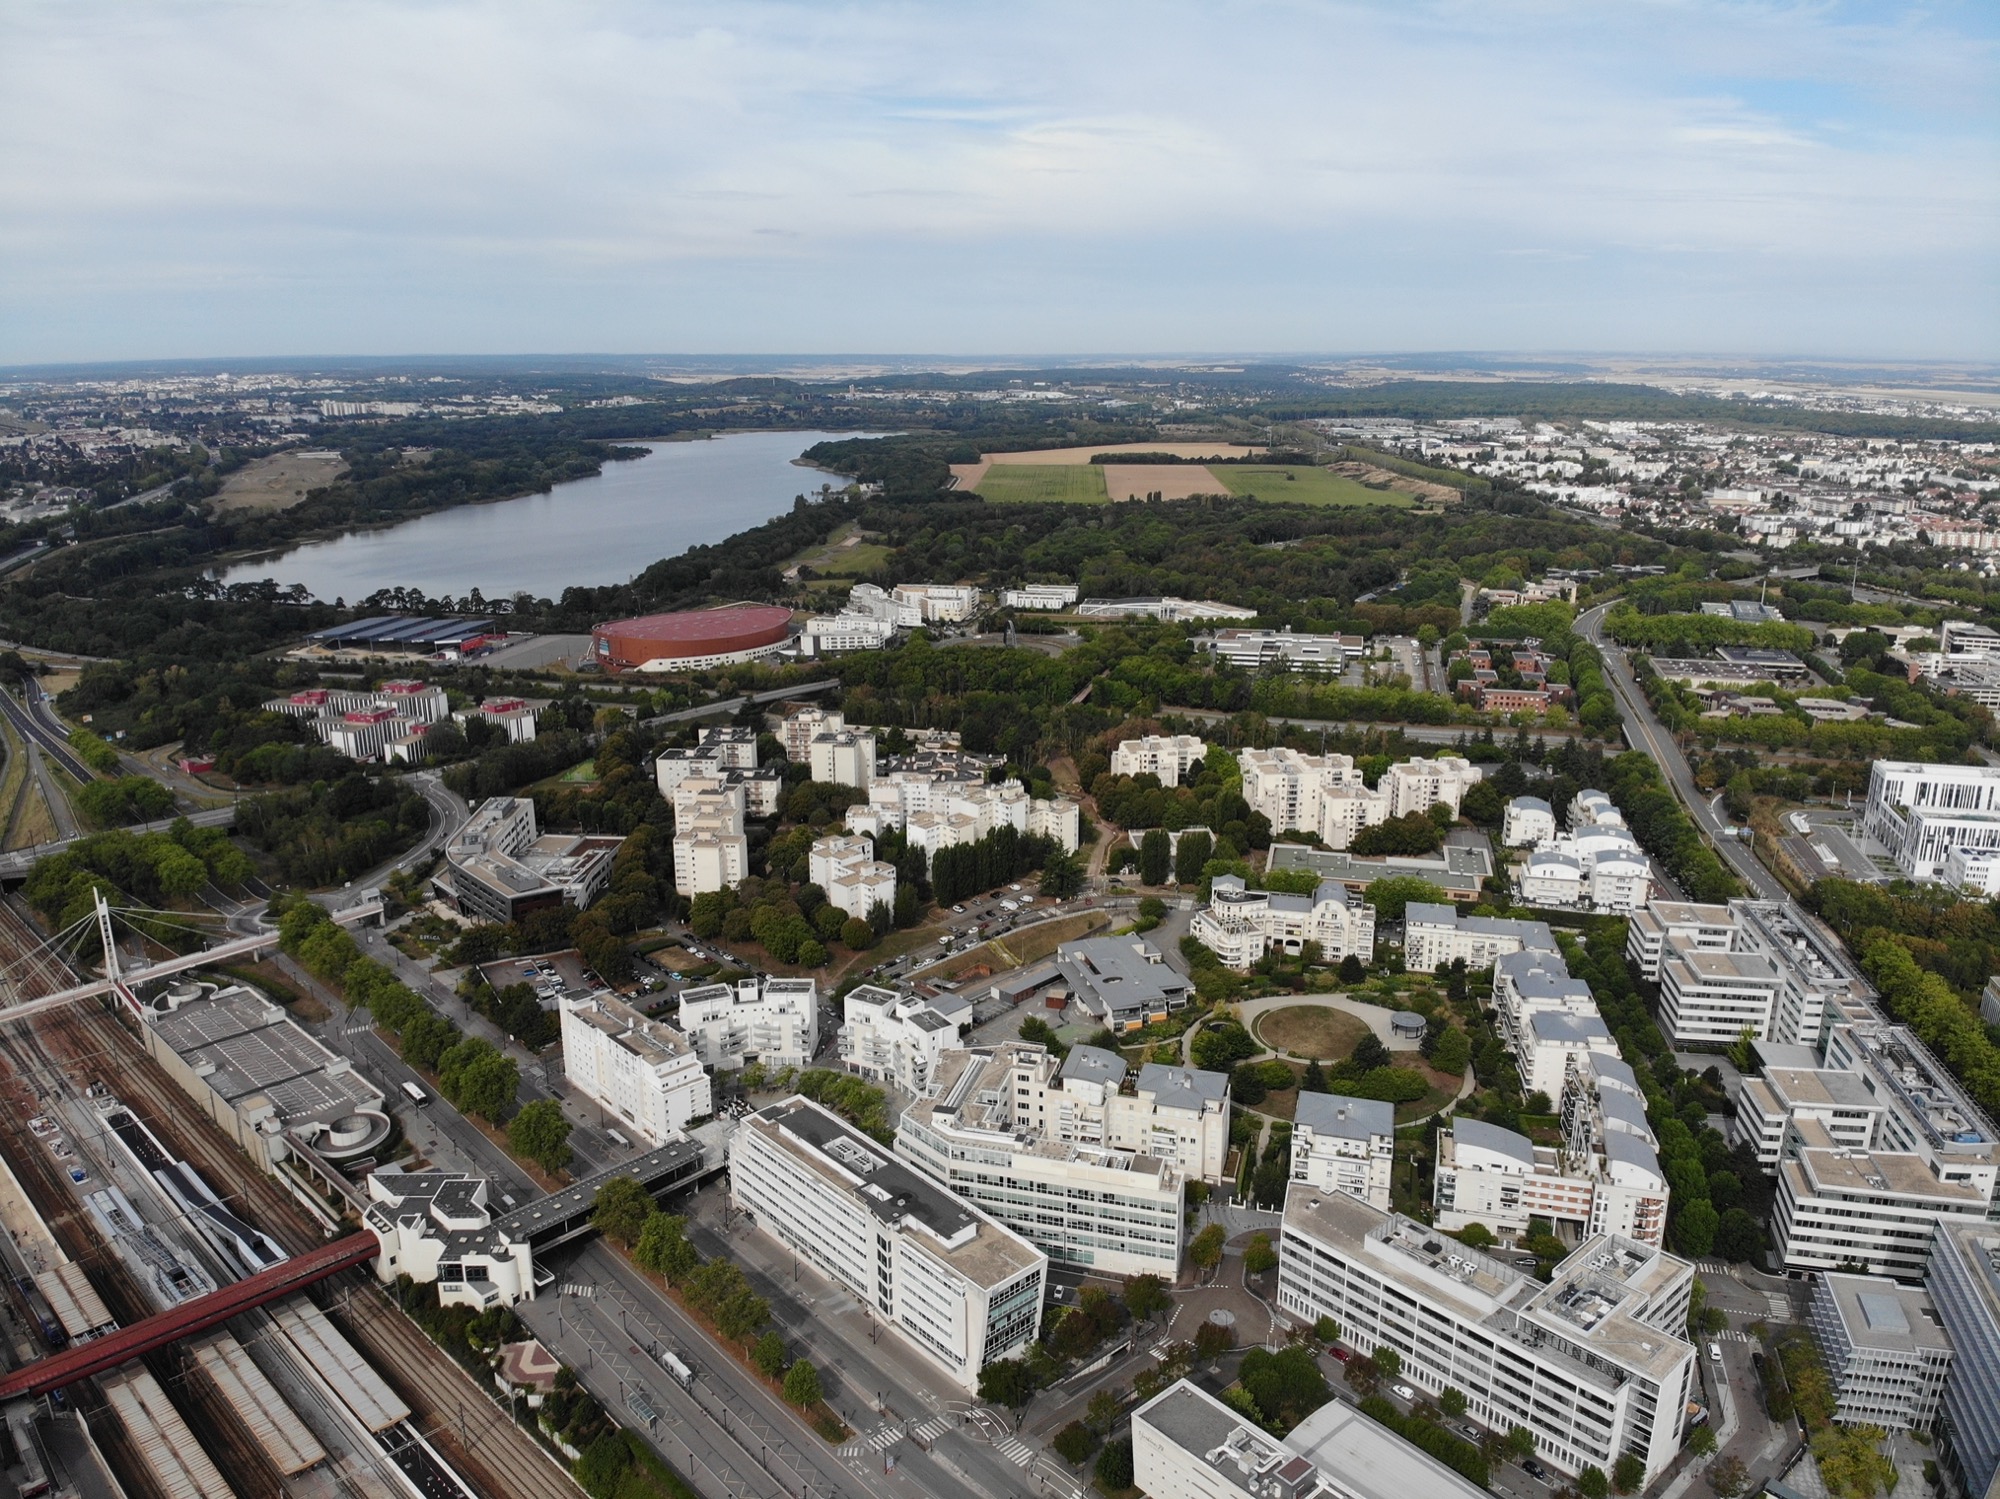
<box><xmin>1576</xmin><ymin>601</ymin><xmax>1784</xmax><ymax>901</ymax></box>
<box><xmin>1163</xmin><ymin>704</ymin><xmax>1584</xmax><ymax>747</ymax></box>
<box><xmin>639</xmin><ymin>678</ymin><xmax>839</xmax><ymax>729</ymax></box>
<box><xmin>0</xmin><ymin>682</ymin><xmax>93</xmax><ymax>783</ymax></box>
<box><xmin>0</xmin><ymin>805</ymin><xmax>236</xmax><ymax>878</ymax></box>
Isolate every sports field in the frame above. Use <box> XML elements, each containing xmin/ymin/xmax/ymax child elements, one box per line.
<box><xmin>972</xmin><ymin>464</ymin><xmax>1110</xmax><ymax>504</ymax></box>
<box><xmin>1215</xmin><ymin>466</ymin><xmax>1413</xmax><ymax>507</ymax></box>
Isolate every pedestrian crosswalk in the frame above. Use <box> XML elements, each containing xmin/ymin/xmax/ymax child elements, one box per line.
<box><xmin>841</xmin><ymin>1414</ymin><xmax>955</xmax><ymax>1456</ymax></box>
<box><xmin>558</xmin><ymin>1283</ymin><xmax>597</xmax><ymax>1299</ymax></box>
<box><xmin>993</xmin><ymin>1433</ymin><xmax>1036</xmax><ymax>1467</ymax></box>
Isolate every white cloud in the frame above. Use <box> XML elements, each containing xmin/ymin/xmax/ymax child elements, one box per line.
<box><xmin>0</xmin><ymin>0</ymin><xmax>1993</xmax><ymax>357</ymax></box>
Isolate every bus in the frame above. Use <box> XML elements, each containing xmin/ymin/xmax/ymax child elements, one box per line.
<box><xmin>401</xmin><ymin>1081</ymin><xmax>428</xmax><ymax>1106</ymax></box>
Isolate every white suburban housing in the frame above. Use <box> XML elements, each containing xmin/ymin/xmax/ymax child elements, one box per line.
<box><xmin>670</xmin><ymin>774</ymin><xmax>749</xmax><ymax>896</ymax></box>
<box><xmin>896</xmin><ymin>1043</ymin><xmax>1190</xmax><ymax>1276</ymax></box>
<box><xmin>1290</xmin><ymin>1094</ymin><xmax>1394</xmax><ymax>1212</ymax></box>
<box><xmin>1278</xmin><ymin>1188</ymin><xmax>1697</xmax><ymax>1487</ymax></box>
<box><xmin>1110</xmin><ymin>734</ymin><xmax>1209</xmax><ymax>786</ymax></box>
<box><xmin>559</xmin><ymin>992</ymin><xmax>713</xmax><ymax>1144</ymax></box>
<box><xmin>1502</xmin><ymin>795</ymin><xmax>1557</xmax><ymax>848</ymax></box>
<box><xmin>678</xmin><ymin>976</ymin><xmax>819</xmax><ymax>1072</ymax></box>
<box><xmin>1237</xmin><ymin>748</ymin><xmax>1481</xmax><ymax>848</ymax></box>
<box><xmin>730</xmin><ymin>1097</ymin><xmax>1046</xmax><ymax>1392</ymax></box>
<box><xmin>1191</xmin><ymin>875</ymin><xmax>1377</xmax><ymax>970</ymax></box>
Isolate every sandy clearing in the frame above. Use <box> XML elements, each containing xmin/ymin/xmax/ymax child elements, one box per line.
<box><xmin>211</xmin><ymin>449</ymin><xmax>348</xmax><ymax>513</ymax></box>
<box><xmin>949</xmin><ymin>461</ymin><xmax>989</xmax><ymax>491</ymax></box>
<box><xmin>1100</xmin><ymin>464</ymin><xmax>1230</xmax><ymax>500</ymax></box>
<box><xmin>977</xmin><ymin>441</ymin><xmax>1265</xmax><ymax>465</ymax></box>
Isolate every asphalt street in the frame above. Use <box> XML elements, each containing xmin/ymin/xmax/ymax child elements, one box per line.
<box><xmin>1575</xmin><ymin>600</ymin><xmax>1785</xmax><ymax>901</ymax></box>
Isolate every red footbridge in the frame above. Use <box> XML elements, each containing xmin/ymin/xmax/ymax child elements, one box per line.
<box><xmin>0</xmin><ymin>1233</ymin><xmax>380</xmax><ymax>1400</ymax></box>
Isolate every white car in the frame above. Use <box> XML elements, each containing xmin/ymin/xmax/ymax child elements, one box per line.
<box><xmin>1391</xmin><ymin>1383</ymin><xmax>1416</xmax><ymax>1401</ymax></box>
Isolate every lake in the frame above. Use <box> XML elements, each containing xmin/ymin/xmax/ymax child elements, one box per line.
<box><xmin>214</xmin><ymin>429</ymin><xmax>869</xmax><ymax>602</ymax></box>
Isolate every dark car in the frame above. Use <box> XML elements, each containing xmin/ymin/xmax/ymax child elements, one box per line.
<box><xmin>1522</xmin><ymin>1459</ymin><xmax>1549</xmax><ymax>1482</ymax></box>
<box><xmin>1329</xmin><ymin>1346</ymin><xmax>1352</xmax><ymax>1362</ymax></box>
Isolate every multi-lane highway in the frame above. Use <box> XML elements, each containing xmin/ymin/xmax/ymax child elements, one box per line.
<box><xmin>1576</xmin><ymin>600</ymin><xmax>1784</xmax><ymax>900</ymax></box>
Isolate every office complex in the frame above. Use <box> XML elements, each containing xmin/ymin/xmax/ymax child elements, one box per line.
<box><xmin>1133</xmin><ymin>1378</ymin><xmax>1488</xmax><ymax>1499</ymax></box>
<box><xmin>1862</xmin><ymin>759</ymin><xmax>2000</xmax><ymax>885</ymax></box>
<box><xmin>838</xmin><ymin>985</ymin><xmax>969</xmax><ymax>1095</ymax></box>
<box><xmin>729</xmin><ymin>1097</ymin><xmax>1046</xmax><ymax>1392</ymax></box>
<box><xmin>1629</xmin><ymin>898</ymin><xmax>1865</xmax><ymax>1047</ymax></box>
<box><xmin>999</xmin><ymin>583</ymin><xmax>1078</xmax><ymax>611</ymax></box>
<box><xmin>559</xmin><ymin>991</ymin><xmax>713</xmax><ymax>1145</ymax></box>
<box><xmin>1403</xmin><ymin>904</ymin><xmax>1557</xmax><ymax>974</ymax></box>
<box><xmin>1807</xmin><ymin>1273</ymin><xmax>1953</xmax><ymax>1431</ymax></box>
<box><xmin>439</xmin><ymin>796</ymin><xmax>622</xmax><ymax>922</ymax></box>
<box><xmin>896</xmin><ymin>1043</ymin><xmax>1188</xmax><ymax>1275</ymax></box>
<box><xmin>1199</xmin><ymin>627</ymin><xmax>1367</xmax><ymax>674</ymax></box>
<box><xmin>1290</xmin><ymin>1095</ymin><xmax>1394</xmax><ymax>1212</ymax></box>
<box><xmin>678</xmin><ymin>976</ymin><xmax>819</xmax><ymax>1071</ymax></box>
<box><xmin>1110</xmin><ymin>734</ymin><xmax>1209</xmax><ymax>786</ymax></box>
<box><xmin>1278</xmin><ymin>1188</ymin><xmax>1697</xmax><ymax>1486</ymax></box>
<box><xmin>1927</xmin><ymin>1223</ymin><xmax>2000</xmax><ymax>1499</ymax></box>
<box><xmin>1191</xmin><ymin>875</ymin><xmax>1377</xmax><ymax>970</ymax></box>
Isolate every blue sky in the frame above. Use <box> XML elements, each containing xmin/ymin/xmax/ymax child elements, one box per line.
<box><xmin>1</xmin><ymin>0</ymin><xmax>1994</xmax><ymax>363</ymax></box>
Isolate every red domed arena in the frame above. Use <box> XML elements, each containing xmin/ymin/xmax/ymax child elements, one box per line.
<box><xmin>589</xmin><ymin>604</ymin><xmax>794</xmax><ymax>673</ymax></box>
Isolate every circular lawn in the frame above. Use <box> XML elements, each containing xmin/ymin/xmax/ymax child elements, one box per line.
<box><xmin>1253</xmin><ymin>1005</ymin><xmax>1370</xmax><ymax>1061</ymax></box>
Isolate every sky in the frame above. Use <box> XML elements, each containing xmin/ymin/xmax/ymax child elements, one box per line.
<box><xmin>2</xmin><ymin>0</ymin><xmax>1996</xmax><ymax>364</ymax></box>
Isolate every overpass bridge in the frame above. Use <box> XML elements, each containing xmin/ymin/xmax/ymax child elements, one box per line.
<box><xmin>492</xmin><ymin>1137</ymin><xmax>712</xmax><ymax>1254</ymax></box>
<box><xmin>0</xmin><ymin>805</ymin><xmax>237</xmax><ymax>881</ymax></box>
<box><xmin>0</xmin><ymin>1232</ymin><xmax>380</xmax><ymax>1400</ymax></box>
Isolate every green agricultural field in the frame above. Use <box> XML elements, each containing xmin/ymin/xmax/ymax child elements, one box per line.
<box><xmin>973</xmin><ymin>464</ymin><xmax>1110</xmax><ymax>504</ymax></box>
<box><xmin>1216</xmin><ymin>465</ymin><xmax>1413</xmax><ymax>507</ymax></box>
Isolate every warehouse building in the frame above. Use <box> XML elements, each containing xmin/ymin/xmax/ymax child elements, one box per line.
<box><xmin>729</xmin><ymin>1097</ymin><xmax>1047</xmax><ymax>1392</ymax></box>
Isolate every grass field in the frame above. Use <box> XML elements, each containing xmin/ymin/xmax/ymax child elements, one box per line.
<box><xmin>1254</xmin><ymin>1005</ymin><xmax>1370</xmax><ymax>1060</ymax></box>
<box><xmin>1216</xmin><ymin>465</ymin><xmax>1413</xmax><ymax>507</ymax></box>
<box><xmin>972</xmin><ymin>464</ymin><xmax>1109</xmax><ymax>504</ymax></box>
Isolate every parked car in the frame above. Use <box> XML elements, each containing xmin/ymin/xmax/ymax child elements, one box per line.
<box><xmin>1391</xmin><ymin>1383</ymin><xmax>1416</xmax><ymax>1402</ymax></box>
<box><xmin>1458</xmin><ymin>1423</ymin><xmax>1481</xmax><ymax>1442</ymax></box>
<box><xmin>1523</xmin><ymin>1459</ymin><xmax>1549</xmax><ymax>1481</ymax></box>
<box><xmin>1329</xmin><ymin>1346</ymin><xmax>1352</xmax><ymax>1362</ymax></box>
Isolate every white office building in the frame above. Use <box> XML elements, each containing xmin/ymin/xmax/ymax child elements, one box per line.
<box><xmin>808</xmin><ymin>833</ymin><xmax>897</xmax><ymax>922</ymax></box>
<box><xmin>1637</xmin><ymin>898</ymin><xmax>1863</xmax><ymax>1048</ymax></box>
<box><xmin>730</xmin><ymin>1097</ymin><xmax>1046</xmax><ymax>1392</ymax></box>
<box><xmin>1403</xmin><ymin>903</ymin><xmax>1558</xmax><ymax>974</ymax></box>
<box><xmin>800</xmin><ymin>613</ymin><xmax>897</xmax><ymax>654</ymax></box>
<box><xmin>1110</xmin><ymin>734</ymin><xmax>1209</xmax><ymax>786</ymax></box>
<box><xmin>1502</xmin><ymin>795</ymin><xmax>1557</xmax><ymax>848</ymax></box>
<box><xmin>1133</xmin><ymin>1377</ymin><xmax>1489</xmax><ymax>1499</ymax></box>
<box><xmin>1774</xmin><ymin>1122</ymin><xmax>1990</xmax><ymax>1281</ymax></box>
<box><xmin>1926</xmin><ymin>1222</ymin><xmax>2000</xmax><ymax>1499</ymax></box>
<box><xmin>999</xmin><ymin>584</ymin><xmax>1078</xmax><ymax>611</ymax></box>
<box><xmin>678</xmin><ymin>976</ymin><xmax>819</xmax><ymax>1071</ymax></box>
<box><xmin>1808</xmin><ymin>1273</ymin><xmax>1953</xmax><ymax>1431</ymax></box>
<box><xmin>559</xmin><ymin>992</ymin><xmax>713</xmax><ymax>1144</ymax></box>
<box><xmin>896</xmin><ymin>1043</ymin><xmax>1187</xmax><ymax>1276</ymax></box>
<box><xmin>1290</xmin><ymin>1094</ymin><xmax>1394</xmax><ymax>1212</ymax></box>
<box><xmin>1191</xmin><ymin>875</ymin><xmax>1376</xmax><ymax>970</ymax></box>
<box><xmin>1200</xmin><ymin>628</ymin><xmax>1366</xmax><ymax>673</ymax></box>
<box><xmin>1862</xmin><ymin>759</ymin><xmax>2000</xmax><ymax>884</ymax></box>
<box><xmin>839</xmin><ymin>984</ymin><xmax>967</xmax><ymax>1095</ymax></box>
<box><xmin>1279</xmin><ymin>1190</ymin><xmax>1697</xmax><ymax>1486</ymax></box>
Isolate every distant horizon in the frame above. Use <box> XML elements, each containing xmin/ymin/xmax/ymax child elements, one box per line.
<box><xmin>4</xmin><ymin>2</ymin><xmax>1993</xmax><ymax>364</ymax></box>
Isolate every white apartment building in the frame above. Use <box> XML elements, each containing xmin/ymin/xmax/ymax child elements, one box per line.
<box><xmin>1290</xmin><ymin>1094</ymin><xmax>1394</xmax><ymax>1212</ymax></box>
<box><xmin>892</xmin><ymin>583</ymin><xmax>980</xmax><ymax>623</ymax></box>
<box><xmin>729</xmin><ymin>1097</ymin><xmax>1046</xmax><ymax>1392</ymax></box>
<box><xmin>678</xmin><ymin>976</ymin><xmax>819</xmax><ymax>1071</ymax></box>
<box><xmin>838</xmin><ymin>985</ymin><xmax>968</xmax><ymax>1095</ymax></box>
<box><xmin>559</xmin><ymin>992</ymin><xmax>713</xmax><ymax>1144</ymax></box>
<box><xmin>1133</xmin><ymin>1378</ymin><xmax>1489</xmax><ymax>1499</ymax></box>
<box><xmin>1238</xmin><ymin>747</ymin><xmax>1363</xmax><ymax>837</ymax></box>
<box><xmin>1403</xmin><ymin>903</ymin><xmax>1558</xmax><ymax>974</ymax></box>
<box><xmin>1278</xmin><ymin>1189</ymin><xmax>1697</xmax><ymax>1487</ymax></box>
<box><xmin>1863</xmin><ymin>759</ymin><xmax>2000</xmax><ymax>883</ymax></box>
<box><xmin>810</xmin><ymin>729</ymin><xmax>877</xmax><ymax>789</ymax></box>
<box><xmin>1192</xmin><ymin>875</ymin><xmax>1376</xmax><ymax>970</ymax></box>
<box><xmin>696</xmin><ymin>724</ymin><xmax>758</xmax><ymax>770</ymax></box>
<box><xmin>776</xmin><ymin>704</ymin><xmax>843</xmax><ymax>762</ymax></box>
<box><xmin>1521</xmin><ymin>1010</ymin><xmax>1621</xmax><ymax>1103</ymax></box>
<box><xmin>896</xmin><ymin>1043</ymin><xmax>1187</xmax><ymax>1276</ymax></box>
<box><xmin>1502</xmin><ymin>795</ymin><xmax>1557</xmax><ymax>848</ymax></box>
<box><xmin>1110</xmin><ymin>734</ymin><xmax>1209</xmax><ymax>786</ymax></box>
<box><xmin>1926</xmin><ymin>1222</ymin><xmax>2000</xmax><ymax>1499</ymax></box>
<box><xmin>671</xmin><ymin>775</ymin><xmax>748</xmax><ymax>896</ymax></box>
<box><xmin>1434</xmin><ymin>1117</ymin><xmax>1668</xmax><ymax>1249</ymax></box>
<box><xmin>456</xmin><ymin>696</ymin><xmax>539</xmax><ymax>746</ymax></box>
<box><xmin>1517</xmin><ymin>834</ymin><xmax>1654</xmax><ymax>913</ymax></box>
<box><xmin>808</xmin><ymin>833</ymin><xmax>897</xmax><ymax>921</ymax></box>
<box><xmin>1492</xmin><ymin>948</ymin><xmax>1600</xmax><ymax>1054</ymax></box>
<box><xmin>857</xmin><ymin>775</ymin><xmax>1079</xmax><ymax>860</ymax></box>
<box><xmin>1808</xmin><ymin>1273</ymin><xmax>1953</xmax><ymax>1431</ymax></box>
<box><xmin>1380</xmin><ymin>756</ymin><xmax>1482</xmax><ymax>818</ymax></box>
<box><xmin>999</xmin><ymin>583</ymin><xmax>1078</xmax><ymax>611</ymax></box>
